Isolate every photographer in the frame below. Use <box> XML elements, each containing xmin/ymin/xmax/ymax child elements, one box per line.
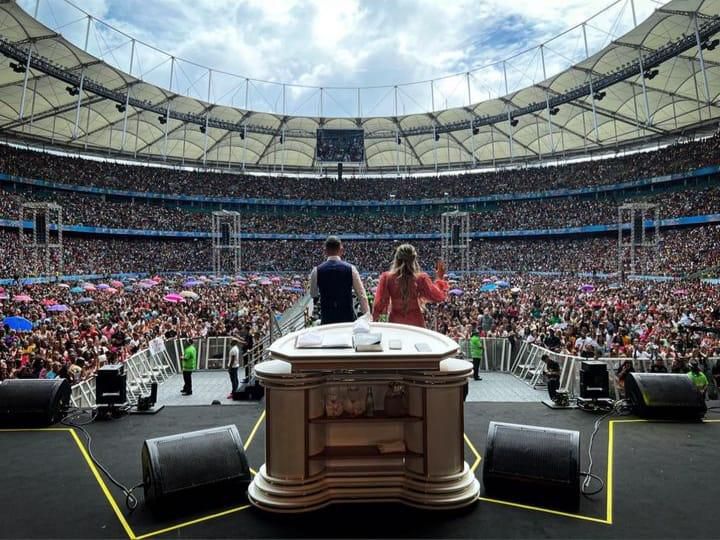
<box><xmin>541</xmin><ymin>354</ymin><xmax>561</xmax><ymax>402</ymax></box>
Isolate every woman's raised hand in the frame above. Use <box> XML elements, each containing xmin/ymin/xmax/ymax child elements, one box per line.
<box><xmin>435</xmin><ymin>259</ymin><xmax>446</xmax><ymax>280</ymax></box>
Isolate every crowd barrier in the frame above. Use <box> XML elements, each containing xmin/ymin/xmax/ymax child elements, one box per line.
<box><xmin>510</xmin><ymin>340</ymin><xmax>720</xmax><ymax>399</ymax></box>
<box><xmin>69</xmin><ymin>295</ymin><xmax>312</xmax><ymax>407</ymax></box>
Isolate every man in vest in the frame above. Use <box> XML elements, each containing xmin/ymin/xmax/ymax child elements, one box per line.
<box><xmin>309</xmin><ymin>236</ymin><xmax>370</xmax><ymax>325</ymax></box>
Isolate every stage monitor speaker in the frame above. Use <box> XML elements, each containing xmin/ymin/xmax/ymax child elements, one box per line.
<box><xmin>0</xmin><ymin>379</ymin><xmax>71</xmax><ymax>427</ymax></box>
<box><xmin>337</xmin><ymin>162</ymin><xmax>343</xmax><ymax>181</ymax></box>
<box><xmin>580</xmin><ymin>361</ymin><xmax>609</xmax><ymax>399</ymax></box>
<box><xmin>625</xmin><ymin>373</ymin><xmax>706</xmax><ymax>420</ymax></box>
<box><xmin>96</xmin><ymin>364</ymin><xmax>127</xmax><ymax>406</ymax></box>
<box><xmin>483</xmin><ymin>421</ymin><xmax>580</xmax><ymax>509</ymax></box>
<box><xmin>142</xmin><ymin>425</ymin><xmax>251</xmax><ymax>507</ymax></box>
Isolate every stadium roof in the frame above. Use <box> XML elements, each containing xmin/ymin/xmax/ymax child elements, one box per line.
<box><xmin>0</xmin><ymin>0</ymin><xmax>718</xmax><ymax>172</ymax></box>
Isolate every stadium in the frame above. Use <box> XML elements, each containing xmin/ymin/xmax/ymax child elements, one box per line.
<box><xmin>0</xmin><ymin>0</ymin><xmax>719</xmax><ymax>538</ymax></box>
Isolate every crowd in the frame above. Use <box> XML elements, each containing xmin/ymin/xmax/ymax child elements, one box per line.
<box><xmin>0</xmin><ymin>132</ymin><xmax>718</xmax><ymax>200</ymax></box>
<box><xmin>1</xmin><ymin>184</ymin><xmax>718</xmax><ymax>235</ymax></box>
<box><xmin>0</xmin><ymin>276</ymin><xmax>301</xmax><ymax>384</ymax></box>
<box><xmin>423</xmin><ymin>275</ymin><xmax>720</xmax><ymax>378</ymax></box>
<box><xmin>1</xmin><ymin>224</ymin><xmax>718</xmax><ymax>279</ymax></box>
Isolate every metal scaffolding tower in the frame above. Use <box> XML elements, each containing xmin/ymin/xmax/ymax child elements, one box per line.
<box><xmin>617</xmin><ymin>202</ymin><xmax>660</xmax><ymax>278</ymax></box>
<box><xmin>19</xmin><ymin>202</ymin><xmax>63</xmax><ymax>277</ymax></box>
<box><xmin>212</xmin><ymin>210</ymin><xmax>241</xmax><ymax>275</ymax></box>
<box><xmin>441</xmin><ymin>210</ymin><xmax>470</xmax><ymax>273</ymax></box>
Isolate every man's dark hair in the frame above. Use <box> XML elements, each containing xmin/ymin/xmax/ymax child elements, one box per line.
<box><xmin>324</xmin><ymin>236</ymin><xmax>342</xmax><ymax>253</ymax></box>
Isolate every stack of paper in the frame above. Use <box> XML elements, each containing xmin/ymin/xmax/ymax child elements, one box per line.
<box><xmin>354</xmin><ymin>333</ymin><xmax>383</xmax><ymax>352</ymax></box>
<box><xmin>295</xmin><ymin>332</ymin><xmax>353</xmax><ymax>349</ymax></box>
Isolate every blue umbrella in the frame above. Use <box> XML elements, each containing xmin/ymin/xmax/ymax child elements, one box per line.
<box><xmin>75</xmin><ymin>297</ymin><xmax>94</xmax><ymax>305</ymax></box>
<box><xmin>480</xmin><ymin>283</ymin><xmax>498</xmax><ymax>293</ymax></box>
<box><xmin>495</xmin><ymin>280</ymin><xmax>510</xmax><ymax>288</ymax></box>
<box><xmin>70</xmin><ymin>286</ymin><xmax>84</xmax><ymax>294</ymax></box>
<box><xmin>2</xmin><ymin>316</ymin><xmax>32</xmax><ymax>332</ymax></box>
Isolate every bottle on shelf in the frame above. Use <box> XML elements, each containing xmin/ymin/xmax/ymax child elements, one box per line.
<box><xmin>366</xmin><ymin>386</ymin><xmax>374</xmax><ymax>417</ymax></box>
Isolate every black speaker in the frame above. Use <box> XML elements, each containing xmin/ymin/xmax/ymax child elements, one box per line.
<box><xmin>451</xmin><ymin>224</ymin><xmax>461</xmax><ymax>245</ymax></box>
<box><xmin>580</xmin><ymin>361</ymin><xmax>609</xmax><ymax>399</ymax></box>
<box><xmin>96</xmin><ymin>364</ymin><xmax>127</xmax><ymax>406</ymax></box>
<box><xmin>142</xmin><ymin>425</ymin><xmax>251</xmax><ymax>507</ymax></box>
<box><xmin>483</xmin><ymin>421</ymin><xmax>580</xmax><ymax>509</ymax></box>
<box><xmin>232</xmin><ymin>376</ymin><xmax>265</xmax><ymax>401</ymax></box>
<box><xmin>337</xmin><ymin>162</ymin><xmax>343</xmax><ymax>181</ymax></box>
<box><xmin>625</xmin><ymin>373</ymin><xmax>706</xmax><ymax>420</ymax></box>
<box><xmin>0</xmin><ymin>379</ymin><xmax>71</xmax><ymax>427</ymax></box>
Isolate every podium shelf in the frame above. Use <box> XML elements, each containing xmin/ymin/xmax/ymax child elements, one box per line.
<box><xmin>309</xmin><ymin>412</ymin><xmax>422</xmax><ymax>424</ymax></box>
<box><xmin>309</xmin><ymin>445</ymin><xmax>423</xmax><ymax>460</ymax></box>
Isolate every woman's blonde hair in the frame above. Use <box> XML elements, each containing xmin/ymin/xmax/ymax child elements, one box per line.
<box><xmin>390</xmin><ymin>243</ymin><xmax>422</xmax><ymax>314</ymax></box>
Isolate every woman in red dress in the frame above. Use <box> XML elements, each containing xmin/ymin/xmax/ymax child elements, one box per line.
<box><xmin>372</xmin><ymin>244</ymin><xmax>448</xmax><ymax>328</ymax></box>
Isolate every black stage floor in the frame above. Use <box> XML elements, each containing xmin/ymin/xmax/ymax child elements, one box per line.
<box><xmin>2</xmin><ymin>402</ymin><xmax>719</xmax><ymax>539</ymax></box>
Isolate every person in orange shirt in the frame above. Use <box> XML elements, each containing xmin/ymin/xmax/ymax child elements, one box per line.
<box><xmin>372</xmin><ymin>244</ymin><xmax>448</xmax><ymax>328</ymax></box>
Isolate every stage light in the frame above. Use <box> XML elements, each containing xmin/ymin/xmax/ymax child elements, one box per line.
<box><xmin>510</xmin><ymin>118</ymin><xmax>518</xmax><ymax>127</ymax></box>
<box><xmin>701</xmin><ymin>38</ymin><xmax>719</xmax><ymax>51</ymax></box>
<box><xmin>593</xmin><ymin>91</ymin><xmax>606</xmax><ymax>101</ymax></box>
<box><xmin>239</xmin><ymin>129</ymin><xmax>245</xmax><ymax>140</ymax></box>
<box><xmin>279</xmin><ymin>132</ymin><xmax>284</xmax><ymax>144</ymax></box>
<box><xmin>9</xmin><ymin>62</ymin><xmax>25</xmax><ymax>73</ymax></box>
<box><xmin>115</xmin><ymin>103</ymin><xmax>126</xmax><ymax>113</ymax></box>
<box><xmin>549</xmin><ymin>107</ymin><xmax>560</xmax><ymax>116</ymax></box>
<box><xmin>643</xmin><ymin>68</ymin><xmax>659</xmax><ymax>80</ymax></box>
<box><xmin>433</xmin><ymin>129</ymin><xmax>440</xmax><ymax>142</ymax></box>
<box><xmin>200</xmin><ymin>125</ymin><xmax>206</xmax><ymax>134</ymax></box>
<box><xmin>472</xmin><ymin>126</ymin><xmax>479</xmax><ymax>135</ymax></box>
<box><xmin>396</xmin><ymin>135</ymin><xmax>401</xmax><ymax>144</ymax></box>
<box><xmin>158</xmin><ymin>115</ymin><xmax>167</xmax><ymax>125</ymax></box>
<box><xmin>65</xmin><ymin>85</ymin><xmax>80</xmax><ymax>96</ymax></box>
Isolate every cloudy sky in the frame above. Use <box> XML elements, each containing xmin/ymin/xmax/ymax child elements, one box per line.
<box><xmin>21</xmin><ymin>0</ymin><xmax>660</xmax><ymax>117</ymax></box>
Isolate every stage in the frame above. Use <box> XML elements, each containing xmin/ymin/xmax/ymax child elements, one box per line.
<box><xmin>2</xmin><ymin>402</ymin><xmax>718</xmax><ymax>539</ymax></box>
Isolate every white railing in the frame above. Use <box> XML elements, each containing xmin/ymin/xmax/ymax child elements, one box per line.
<box><xmin>457</xmin><ymin>337</ymin><xmax>514</xmax><ymax>372</ymax></box>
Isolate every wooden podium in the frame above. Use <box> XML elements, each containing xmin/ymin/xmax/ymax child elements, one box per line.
<box><xmin>247</xmin><ymin>322</ymin><xmax>479</xmax><ymax>512</ymax></box>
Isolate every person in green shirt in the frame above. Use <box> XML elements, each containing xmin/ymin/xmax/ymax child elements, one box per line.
<box><xmin>687</xmin><ymin>362</ymin><xmax>708</xmax><ymax>397</ymax></box>
<box><xmin>181</xmin><ymin>339</ymin><xmax>197</xmax><ymax>396</ymax></box>
<box><xmin>469</xmin><ymin>328</ymin><xmax>484</xmax><ymax>381</ymax></box>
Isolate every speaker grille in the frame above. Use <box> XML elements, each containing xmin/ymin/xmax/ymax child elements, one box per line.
<box><xmin>626</xmin><ymin>373</ymin><xmax>706</xmax><ymax>419</ymax></box>
<box><xmin>158</xmin><ymin>430</ymin><xmax>246</xmax><ymax>493</ymax></box>
<box><xmin>491</xmin><ymin>425</ymin><xmax>575</xmax><ymax>484</ymax></box>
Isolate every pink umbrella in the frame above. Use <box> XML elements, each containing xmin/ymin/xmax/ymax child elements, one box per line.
<box><xmin>0</xmin><ymin>293</ymin><xmax>9</xmax><ymax>300</ymax></box>
<box><xmin>271</xmin><ymin>276</ymin><xmax>282</xmax><ymax>282</ymax></box>
<box><xmin>110</xmin><ymin>280</ymin><xmax>124</xmax><ymax>288</ymax></box>
<box><xmin>482</xmin><ymin>278</ymin><xmax>492</xmax><ymax>283</ymax></box>
<box><xmin>260</xmin><ymin>279</ymin><xmax>272</xmax><ymax>286</ymax></box>
<box><xmin>163</xmin><ymin>293</ymin><xmax>185</xmax><ymax>303</ymax></box>
<box><xmin>152</xmin><ymin>275</ymin><xmax>163</xmax><ymax>283</ymax></box>
<box><xmin>232</xmin><ymin>281</ymin><xmax>246</xmax><ymax>287</ymax></box>
<box><xmin>42</xmin><ymin>298</ymin><xmax>57</xmax><ymax>306</ymax></box>
<box><xmin>13</xmin><ymin>295</ymin><xmax>32</xmax><ymax>303</ymax></box>
<box><xmin>104</xmin><ymin>287</ymin><xmax>118</xmax><ymax>294</ymax></box>
<box><xmin>83</xmin><ymin>283</ymin><xmax>96</xmax><ymax>291</ymax></box>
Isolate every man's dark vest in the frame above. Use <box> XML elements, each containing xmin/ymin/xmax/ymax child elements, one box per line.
<box><xmin>317</xmin><ymin>259</ymin><xmax>356</xmax><ymax>324</ymax></box>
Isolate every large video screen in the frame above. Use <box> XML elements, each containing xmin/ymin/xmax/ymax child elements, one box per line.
<box><xmin>316</xmin><ymin>129</ymin><xmax>365</xmax><ymax>163</ymax></box>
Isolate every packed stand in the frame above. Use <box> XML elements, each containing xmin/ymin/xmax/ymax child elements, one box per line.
<box><xmin>0</xmin><ymin>133</ymin><xmax>718</xmax><ymax>200</ymax></box>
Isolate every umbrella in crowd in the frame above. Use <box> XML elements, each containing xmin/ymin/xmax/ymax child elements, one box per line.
<box><xmin>56</xmin><ymin>283</ymin><xmax>70</xmax><ymax>289</ymax></box>
<box><xmin>75</xmin><ymin>297</ymin><xmax>94</xmax><ymax>305</ymax></box>
<box><xmin>283</xmin><ymin>287</ymin><xmax>305</xmax><ymax>293</ymax></box>
<box><xmin>580</xmin><ymin>284</ymin><xmax>595</xmax><ymax>292</ymax></box>
<box><xmin>482</xmin><ymin>278</ymin><xmax>493</xmax><ymax>283</ymax></box>
<box><xmin>163</xmin><ymin>293</ymin><xmax>185</xmax><ymax>303</ymax></box>
<box><xmin>41</xmin><ymin>298</ymin><xmax>57</xmax><ymax>306</ymax></box>
<box><xmin>180</xmin><ymin>290</ymin><xmax>199</xmax><ymax>300</ymax></box>
<box><xmin>480</xmin><ymin>283</ymin><xmax>498</xmax><ymax>293</ymax></box>
<box><xmin>494</xmin><ymin>280</ymin><xmax>510</xmax><ymax>288</ymax></box>
<box><xmin>110</xmin><ymin>280</ymin><xmax>124</xmax><ymax>288</ymax></box>
<box><xmin>97</xmin><ymin>283</ymin><xmax>110</xmax><ymax>290</ymax></box>
<box><xmin>13</xmin><ymin>294</ymin><xmax>33</xmax><ymax>303</ymax></box>
<box><xmin>70</xmin><ymin>286</ymin><xmax>84</xmax><ymax>294</ymax></box>
<box><xmin>0</xmin><ymin>293</ymin><xmax>9</xmax><ymax>300</ymax></box>
<box><xmin>2</xmin><ymin>316</ymin><xmax>32</xmax><ymax>332</ymax></box>
<box><xmin>47</xmin><ymin>304</ymin><xmax>70</xmax><ymax>312</ymax></box>
<box><xmin>449</xmin><ymin>288</ymin><xmax>464</xmax><ymax>296</ymax></box>
<box><xmin>183</xmin><ymin>279</ymin><xmax>203</xmax><ymax>287</ymax></box>
<box><xmin>83</xmin><ymin>283</ymin><xmax>96</xmax><ymax>291</ymax></box>
<box><xmin>271</xmin><ymin>276</ymin><xmax>282</xmax><ymax>282</ymax></box>
<box><xmin>260</xmin><ymin>279</ymin><xmax>272</xmax><ymax>286</ymax></box>
<box><xmin>103</xmin><ymin>287</ymin><xmax>118</xmax><ymax>294</ymax></box>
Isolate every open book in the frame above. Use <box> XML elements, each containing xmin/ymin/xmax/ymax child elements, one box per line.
<box><xmin>295</xmin><ymin>332</ymin><xmax>353</xmax><ymax>349</ymax></box>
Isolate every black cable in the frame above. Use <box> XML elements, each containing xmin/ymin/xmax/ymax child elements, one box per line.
<box><xmin>581</xmin><ymin>399</ymin><xmax>629</xmax><ymax>498</ymax></box>
<box><xmin>61</xmin><ymin>408</ymin><xmax>143</xmax><ymax>511</ymax></box>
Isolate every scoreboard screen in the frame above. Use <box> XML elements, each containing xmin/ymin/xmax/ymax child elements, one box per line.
<box><xmin>316</xmin><ymin>129</ymin><xmax>365</xmax><ymax>163</ymax></box>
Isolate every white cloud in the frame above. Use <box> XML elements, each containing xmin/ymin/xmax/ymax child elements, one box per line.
<box><xmin>18</xmin><ymin>0</ymin><xmax>661</xmax><ymax>116</ymax></box>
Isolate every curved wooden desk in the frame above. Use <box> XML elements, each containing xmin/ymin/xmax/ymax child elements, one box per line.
<box><xmin>248</xmin><ymin>322</ymin><xmax>479</xmax><ymax>512</ymax></box>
